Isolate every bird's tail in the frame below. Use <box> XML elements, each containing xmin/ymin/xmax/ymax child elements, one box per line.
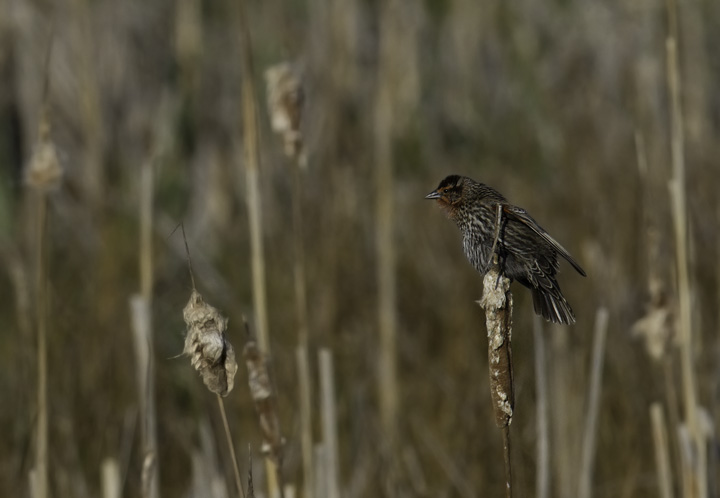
<box><xmin>531</xmin><ymin>284</ymin><xmax>576</xmax><ymax>325</ymax></box>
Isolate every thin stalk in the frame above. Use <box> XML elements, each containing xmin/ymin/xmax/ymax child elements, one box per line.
<box><xmin>319</xmin><ymin>349</ymin><xmax>340</xmax><ymax>498</ymax></box>
<box><xmin>137</xmin><ymin>157</ymin><xmax>158</xmax><ymax>498</ymax></box>
<box><xmin>235</xmin><ymin>0</ymin><xmax>270</xmax><ymax>355</ymax></box>
<box><xmin>101</xmin><ymin>458</ymin><xmax>121</xmax><ymax>498</ymax></box>
<box><xmin>34</xmin><ymin>191</ymin><xmax>48</xmax><ymax>498</ymax></box>
<box><xmin>478</xmin><ymin>250</ymin><xmax>514</xmax><ymax>497</ymax></box>
<box><xmin>533</xmin><ymin>316</ymin><xmax>549</xmax><ymax>498</ymax></box>
<box><xmin>290</xmin><ymin>154</ymin><xmax>313</xmax><ymax>498</ymax></box>
<box><xmin>296</xmin><ymin>346</ymin><xmax>313</xmax><ymax>498</ymax></box>
<box><xmin>578</xmin><ymin>308</ymin><xmax>609</xmax><ymax>498</ymax></box>
<box><xmin>502</xmin><ymin>426</ymin><xmax>512</xmax><ymax>498</ymax></box>
<box><xmin>666</xmin><ymin>0</ymin><xmax>703</xmax><ymax>494</ymax></box>
<box><xmin>217</xmin><ymin>395</ymin><xmax>246</xmax><ymax>498</ymax></box>
<box><xmin>650</xmin><ymin>403</ymin><xmax>674</xmax><ymax>498</ymax></box>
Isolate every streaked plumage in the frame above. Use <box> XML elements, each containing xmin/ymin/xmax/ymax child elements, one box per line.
<box><xmin>426</xmin><ymin>175</ymin><xmax>586</xmax><ymax>325</ymax></box>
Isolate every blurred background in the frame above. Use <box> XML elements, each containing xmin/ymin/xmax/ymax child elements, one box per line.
<box><xmin>1</xmin><ymin>0</ymin><xmax>719</xmax><ymax>496</ymax></box>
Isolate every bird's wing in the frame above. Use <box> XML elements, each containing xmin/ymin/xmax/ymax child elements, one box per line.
<box><xmin>502</xmin><ymin>204</ymin><xmax>587</xmax><ymax>277</ymax></box>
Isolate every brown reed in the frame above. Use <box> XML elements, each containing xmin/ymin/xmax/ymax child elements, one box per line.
<box><xmin>478</xmin><ymin>253</ymin><xmax>514</xmax><ymax>498</ymax></box>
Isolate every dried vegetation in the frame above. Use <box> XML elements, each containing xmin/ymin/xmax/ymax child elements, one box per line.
<box><xmin>1</xmin><ymin>0</ymin><xmax>719</xmax><ymax>497</ymax></box>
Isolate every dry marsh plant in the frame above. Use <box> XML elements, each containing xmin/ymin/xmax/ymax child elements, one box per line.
<box><xmin>478</xmin><ymin>255</ymin><xmax>514</xmax><ymax>498</ymax></box>
<box><xmin>4</xmin><ymin>0</ymin><xmax>720</xmax><ymax>496</ymax></box>
<box><xmin>180</xmin><ymin>230</ymin><xmax>243</xmax><ymax>497</ymax></box>
<box><xmin>265</xmin><ymin>59</ymin><xmax>313</xmax><ymax>498</ymax></box>
<box><xmin>183</xmin><ymin>288</ymin><xmax>238</xmax><ymax>397</ymax></box>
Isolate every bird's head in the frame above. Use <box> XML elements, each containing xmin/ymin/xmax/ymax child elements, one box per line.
<box><xmin>425</xmin><ymin>175</ymin><xmax>467</xmax><ymax>215</ymax></box>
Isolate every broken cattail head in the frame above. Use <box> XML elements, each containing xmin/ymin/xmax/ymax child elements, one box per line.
<box><xmin>264</xmin><ymin>62</ymin><xmax>304</xmax><ymax>163</ymax></box>
<box><xmin>183</xmin><ymin>289</ymin><xmax>238</xmax><ymax>396</ymax></box>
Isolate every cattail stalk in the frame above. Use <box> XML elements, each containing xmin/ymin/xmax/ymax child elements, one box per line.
<box><xmin>180</xmin><ymin>228</ymin><xmax>242</xmax><ymax>496</ymax></box>
<box><xmin>533</xmin><ymin>316</ymin><xmax>549</xmax><ymax>498</ymax></box>
<box><xmin>33</xmin><ymin>190</ymin><xmax>48</xmax><ymax>498</ymax></box>
<box><xmin>26</xmin><ymin>44</ymin><xmax>60</xmax><ymax>498</ymax></box>
<box><xmin>130</xmin><ymin>157</ymin><xmax>159</xmax><ymax>498</ymax></box>
<box><xmin>666</xmin><ymin>0</ymin><xmax>704</xmax><ymax>495</ymax></box>
<box><xmin>651</xmin><ymin>403</ymin><xmax>675</xmax><ymax>498</ymax></box>
<box><xmin>296</xmin><ymin>346</ymin><xmax>313</xmax><ymax>498</ymax></box>
<box><xmin>319</xmin><ymin>349</ymin><xmax>340</xmax><ymax>498</ymax></box>
<box><xmin>578</xmin><ymin>308</ymin><xmax>609</xmax><ymax>498</ymax></box>
<box><xmin>478</xmin><ymin>209</ymin><xmax>514</xmax><ymax>498</ymax></box>
<box><xmin>243</xmin><ymin>337</ymin><xmax>284</xmax><ymax>498</ymax></box>
<box><xmin>235</xmin><ymin>0</ymin><xmax>270</xmax><ymax>355</ymax></box>
<box><xmin>217</xmin><ymin>396</ymin><xmax>245</xmax><ymax>498</ymax></box>
<box><xmin>265</xmin><ymin>61</ymin><xmax>313</xmax><ymax>498</ymax></box>
<box><xmin>101</xmin><ymin>458</ymin><xmax>121</xmax><ymax>498</ymax></box>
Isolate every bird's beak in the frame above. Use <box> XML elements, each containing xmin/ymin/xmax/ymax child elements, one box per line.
<box><xmin>425</xmin><ymin>190</ymin><xmax>442</xmax><ymax>200</ymax></box>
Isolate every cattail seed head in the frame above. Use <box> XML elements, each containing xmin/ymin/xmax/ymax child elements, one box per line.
<box><xmin>264</xmin><ymin>62</ymin><xmax>304</xmax><ymax>162</ymax></box>
<box><xmin>183</xmin><ymin>289</ymin><xmax>237</xmax><ymax>396</ymax></box>
<box><xmin>243</xmin><ymin>339</ymin><xmax>285</xmax><ymax>461</ymax></box>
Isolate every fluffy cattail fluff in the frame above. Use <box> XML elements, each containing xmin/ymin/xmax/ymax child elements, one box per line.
<box><xmin>265</xmin><ymin>62</ymin><xmax>304</xmax><ymax>163</ymax></box>
<box><xmin>183</xmin><ymin>289</ymin><xmax>237</xmax><ymax>396</ymax></box>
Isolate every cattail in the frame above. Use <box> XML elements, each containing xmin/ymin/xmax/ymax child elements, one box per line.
<box><xmin>264</xmin><ymin>62</ymin><xmax>304</xmax><ymax>163</ymax></box>
<box><xmin>243</xmin><ymin>337</ymin><xmax>285</xmax><ymax>462</ymax></box>
<box><xmin>182</xmin><ymin>289</ymin><xmax>238</xmax><ymax>397</ymax></box>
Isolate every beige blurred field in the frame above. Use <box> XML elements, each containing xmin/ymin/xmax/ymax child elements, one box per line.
<box><xmin>1</xmin><ymin>0</ymin><xmax>718</xmax><ymax>497</ymax></box>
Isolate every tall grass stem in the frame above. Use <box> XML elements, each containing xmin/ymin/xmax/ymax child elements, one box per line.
<box><xmin>319</xmin><ymin>349</ymin><xmax>340</xmax><ymax>498</ymax></box>
<box><xmin>578</xmin><ymin>307</ymin><xmax>608</xmax><ymax>498</ymax></box>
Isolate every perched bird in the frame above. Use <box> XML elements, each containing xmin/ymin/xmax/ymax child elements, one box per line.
<box><xmin>426</xmin><ymin>175</ymin><xmax>586</xmax><ymax>325</ymax></box>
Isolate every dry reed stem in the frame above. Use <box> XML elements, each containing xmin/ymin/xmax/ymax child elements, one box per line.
<box><xmin>32</xmin><ymin>191</ymin><xmax>48</xmax><ymax>498</ymax></box>
<box><xmin>319</xmin><ymin>349</ymin><xmax>340</xmax><ymax>498</ymax></box>
<box><xmin>666</xmin><ymin>0</ymin><xmax>703</xmax><ymax>494</ymax></box>
<box><xmin>242</xmin><ymin>335</ymin><xmax>285</xmax><ymax>498</ymax></box>
<box><xmin>265</xmin><ymin>61</ymin><xmax>313</xmax><ymax>498</ymax></box>
<box><xmin>247</xmin><ymin>447</ymin><xmax>255</xmax><ymax>498</ymax></box>
<box><xmin>651</xmin><ymin>403</ymin><xmax>674</xmax><ymax>498</ymax></box>
<box><xmin>313</xmin><ymin>444</ymin><xmax>326</xmax><ymax>498</ymax></box>
<box><xmin>130</xmin><ymin>296</ymin><xmax>158</xmax><ymax>498</ymax></box>
<box><xmin>533</xmin><ymin>316</ymin><xmax>549</xmax><ymax>498</ymax></box>
<box><xmin>478</xmin><ymin>238</ymin><xmax>514</xmax><ymax>498</ymax></box>
<box><xmin>26</xmin><ymin>66</ymin><xmax>62</xmax><ymax>496</ymax></box>
<box><xmin>140</xmin><ymin>452</ymin><xmax>157</xmax><ymax>498</ymax></box>
<box><xmin>634</xmin><ymin>129</ymin><xmax>684</xmax><ymax>488</ymax></box>
<box><xmin>101</xmin><ymin>458</ymin><xmax>120</xmax><ymax>498</ymax></box>
<box><xmin>235</xmin><ymin>0</ymin><xmax>270</xmax><ymax>356</ymax></box>
<box><xmin>179</xmin><ymin>227</ymin><xmax>243</xmax><ymax>496</ymax></box>
<box><xmin>578</xmin><ymin>307</ymin><xmax>609</xmax><ymax>498</ymax></box>
<box><xmin>217</xmin><ymin>395</ymin><xmax>245</xmax><ymax>498</ymax></box>
<box><xmin>295</xmin><ymin>347</ymin><xmax>313</xmax><ymax>498</ymax></box>
<box><xmin>133</xmin><ymin>153</ymin><xmax>159</xmax><ymax>498</ymax></box>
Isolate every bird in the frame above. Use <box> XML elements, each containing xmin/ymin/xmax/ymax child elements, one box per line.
<box><xmin>426</xmin><ymin>174</ymin><xmax>586</xmax><ymax>325</ymax></box>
